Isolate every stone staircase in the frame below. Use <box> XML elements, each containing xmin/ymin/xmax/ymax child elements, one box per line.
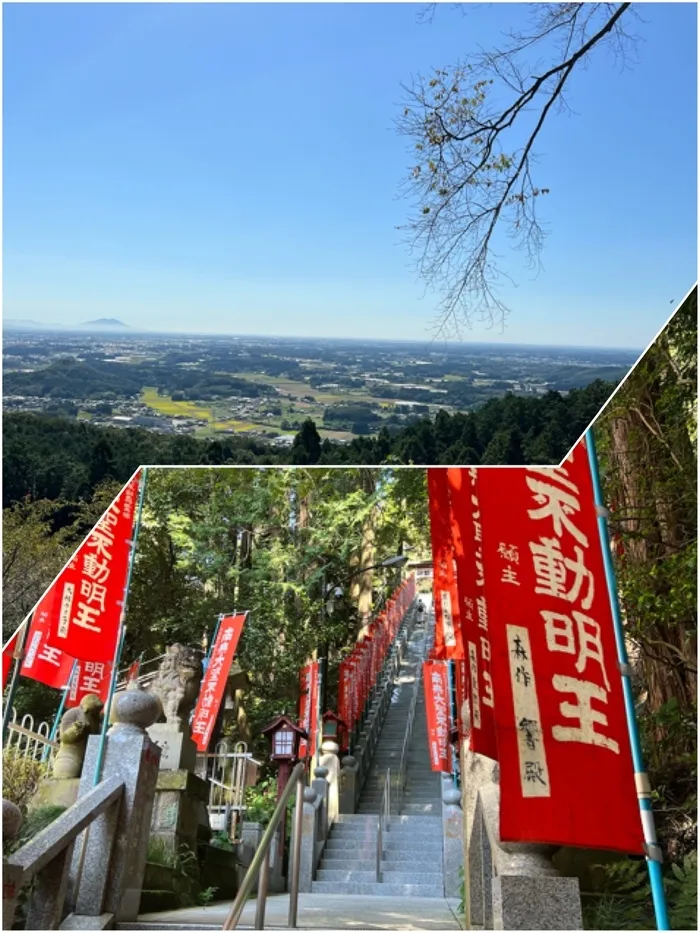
<box><xmin>311</xmin><ymin>614</ymin><xmax>445</xmax><ymax>897</ymax></box>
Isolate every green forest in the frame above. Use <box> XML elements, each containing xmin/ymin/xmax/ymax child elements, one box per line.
<box><xmin>3</xmin><ymin>377</ymin><xmax>613</xmax><ymax>508</ymax></box>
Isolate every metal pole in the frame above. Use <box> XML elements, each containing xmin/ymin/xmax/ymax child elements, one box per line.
<box><xmin>254</xmin><ymin>847</ymin><xmax>270</xmax><ymax>930</ymax></box>
<box><xmin>203</xmin><ymin>613</ymin><xmax>224</xmax><ymax>673</ymax></box>
<box><xmin>92</xmin><ymin>468</ymin><xmax>149</xmax><ymax>787</ymax></box>
<box><xmin>2</xmin><ymin>618</ymin><xmax>29</xmax><ymax>743</ymax></box>
<box><xmin>314</xmin><ymin>658</ymin><xmax>324</xmax><ymax>769</ymax></box>
<box><xmin>288</xmin><ymin>777</ymin><xmax>304</xmax><ymax>929</ymax></box>
<box><xmin>43</xmin><ymin>659</ymin><xmax>78</xmax><ymax>762</ymax></box>
<box><xmin>585</xmin><ymin>429</ymin><xmax>670</xmax><ymax>931</ymax></box>
<box><xmin>446</xmin><ymin>659</ymin><xmax>458</xmax><ymax>787</ymax></box>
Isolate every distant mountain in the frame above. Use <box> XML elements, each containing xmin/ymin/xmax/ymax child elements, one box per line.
<box><xmin>3</xmin><ymin>317</ymin><xmax>131</xmax><ymax>332</ymax></box>
<box><xmin>80</xmin><ymin>318</ymin><xmax>129</xmax><ymax>329</ymax></box>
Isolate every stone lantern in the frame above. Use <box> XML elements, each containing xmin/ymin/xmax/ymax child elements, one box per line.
<box><xmin>260</xmin><ymin>715</ymin><xmax>307</xmax><ymax>801</ymax></box>
<box><xmin>321</xmin><ymin>710</ymin><xmax>347</xmax><ymax>754</ymax></box>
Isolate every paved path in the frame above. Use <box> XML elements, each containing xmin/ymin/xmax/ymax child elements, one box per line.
<box><xmin>134</xmin><ymin>892</ymin><xmax>463</xmax><ymax>930</ymax></box>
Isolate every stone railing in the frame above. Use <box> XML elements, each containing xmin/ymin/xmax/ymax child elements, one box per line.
<box><xmin>3</xmin><ymin>687</ymin><xmax>162</xmax><ymax>931</ymax></box>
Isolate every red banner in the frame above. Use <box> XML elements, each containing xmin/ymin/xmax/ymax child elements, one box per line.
<box><xmin>65</xmin><ymin>659</ymin><xmax>111</xmax><ymax>708</ymax></box>
<box><xmin>298</xmin><ymin>661</ymin><xmax>320</xmax><ymax>758</ymax></box>
<box><xmin>479</xmin><ymin>441</ymin><xmax>643</xmax><ymax>854</ymax></box>
<box><xmin>337</xmin><ymin>661</ymin><xmax>352</xmax><ymax>750</ymax></box>
<box><xmin>2</xmin><ymin>626</ymin><xmax>23</xmax><ymax>691</ymax></box>
<box><xmin>20</xmin><ymin>594</ymin><xmax>75</xmax><ymax>690</ymax></box>
<box><xmin>424</xmin><ymin>659</ymin><xmax>451</xmax><ymax>772</ymax></box>
<box><xmin>191</xmin><ymin>612</ymin><xmax>247</xmax><ymax>752</ymax></box>
<box><xmin>427</xmin><ymin>470</ymin><xmax>465</xmax><ymax>661</ymax></box>
<box><xmin>447</xmin><ymin>467</ymin><xmax>499</xmax><ymax>761</ymax></box>
<box><xmin>47</xmin><ymin>474</ymin><xmax>141</xmax><ymax>663</ymax></box>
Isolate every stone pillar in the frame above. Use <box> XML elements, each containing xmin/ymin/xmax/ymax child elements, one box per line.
<box><xmin>2</xmin><ymin>800</ymin><xmax>23</xmax><ymax>931</ymax></box>
<box><xmin>319</xmin><ymin>741</ymin><xmax>341</xmax><ymax>827</ymax></box>
<box><xmin>312</xmin><ymin>766</ymin><xmax>330</xmax><ymax>844</ymax></box>
<box><xmin>441</xmin><ymin>781</ymin><xmax>464</xmax><ymax>898</ymax></box>
<box><xmin>296</xmin><ymin>787</ymin><xmax>321</xmax><ymax>893</ymax></box>
<box><xmin>66</xmin><ymin>687</ymin><xmax>162</xmax><ymax>926</ymax></box>
<box><xmin>339</xmin><ymin>755</ymin><xmax>360</xmax><ymax>814</ymax></box>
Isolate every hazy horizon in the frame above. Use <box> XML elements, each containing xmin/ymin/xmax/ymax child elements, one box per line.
<box><xmin>3</xmin><ymin>314</ymin><xmax>646</xmax><ymax>354</ymax></box>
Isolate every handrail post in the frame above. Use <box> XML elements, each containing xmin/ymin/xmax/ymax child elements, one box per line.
<box><xmin>288</xmin><ymin>778</ymin><xmax>304</xmax><ymax>929</ymax></box>
<box><xmin>254</xmin><ymin>851</ymin><xmax>270</xmax><ymax>930</ymax></box>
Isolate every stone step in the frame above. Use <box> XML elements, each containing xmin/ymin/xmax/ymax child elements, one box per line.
<box><xmin>310</xmin><ymin>880</ymin><xmax>444</xmax><ymax>897</ymax></box>
<box><xmin>328</xmin><ymin>829</ymin><xmax>442</xmax><ymax>843</ymax></box>
<box><xmin>324</xmin><ymin>837</ymin><xmax>443</xmax><ymax>854</ymax></box>
<box><xmin>316</xmin><ymin>869</ymin><xmax>444</xmax><ymax>885</ymax></box>
<box><xmin>321</xmin><ymin>852</ymin><xmax>443</xmax><ymax>869</ymax></box>
<box><xmin>331</xmin><ymin>819</ymin><xmax>441</xmax><ymax>832</ymax></box>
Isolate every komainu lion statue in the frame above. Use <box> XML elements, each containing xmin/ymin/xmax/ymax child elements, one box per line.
<box><xmin>147</xmin><ymin>644</ymin><xmax>203</xmax><ymax>731</ymax></box>
<box><xmin>52</xmin><ymin>694</ymin><xmax>104</xmax><ymax>779</ymax></box>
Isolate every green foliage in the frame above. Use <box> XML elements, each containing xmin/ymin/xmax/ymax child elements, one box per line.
<box><xmin>14</xmin><ymin>805</ymin><xmax>67</xmax><ymax>850</ymax></box>
<box><xmin>583</xmin><ymin>859</ymin><xmax>654</xmax><ymax>930</ymax></box>
<box><xmin>457</xmin><ymin>865</ymin><xmax>465</xmax><ymax>917</ymax></box>
<box><xmin>3</xmin><ymin>377</ymin><xmax>614</xmax><ymax>514</ymax></box>
<box><xmin>197</xmin><ymin>886</ymin><xmax>219</xmax><ymax>906</ymax></box>
<box><xmin>2</xmin><ymin>748</ymin><xmax>47</xmax><ymax>814</ymax></box>
<box><xmin>209</xmin><ymin>831</ymin><xmax>235</xmax><ymax>851</ymax></box>
<box><xmin>244</xmin><ymin>777</ymin><xmax>283</xmax><ymax>826</ymax></box>
<box><xmin>594</xmin><ymin>290</ymin><xmax>697</xmax><ymax>866</ymax></box>
<box><xmin>667</xmin><ymin>851</ymin><xmax>697</xmax><ymax>931</ymax></box>
<box><xmin>147</xmin><ymin>841</ymin><xmax>199</xmax><ymax>880</ymax></box>
<box><xmin>583</xmin><ymin>853</ymin><xmax>697</xmax><ymax>931</ymax></box>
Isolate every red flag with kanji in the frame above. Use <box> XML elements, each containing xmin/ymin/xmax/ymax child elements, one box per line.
<box><xmin>478</xmin><ymin>441</ymin><xmax>643</xmax><ymax>854</ymax></box>
<box><xmin>65</xmin><ymin>659</ymin><xmax>112</xmax><ymax>708</ymax></box>
<box><xmin>446</xmin><ymin>467</ymin><xmax>499</xmax><ymax>761</ymax></box>
<box><xmin>424</xmin><ymin>659</ymin><xmax>451</xmax><ymax>771</ymax></box>
<box><xmin>20</xmin><ymin>593</ymin><xmax>75</xmax><ymax>690</ymax></box>
<box><xmin>191</xmin><ymin>612</ymin><xmax>247</xmax><ymax>752</ymax></box>
<box><xmin>297</xmin><ymin>660</ymin><xmax>320</xmax><ymax>758</ymax></box>
<box><xmin>2</xmin><ymin>625</ymin><xmax>23</xmax><ymax>691</ymax></box>
<box><xmin>47</xmin><ymin>473</ymin><xmax>141</xmax><ymax>664</ymax></box>
<box><xmin>427</xmin><ymin>469</ymin><xmax>465</xmax><ymax>661</ymax></box>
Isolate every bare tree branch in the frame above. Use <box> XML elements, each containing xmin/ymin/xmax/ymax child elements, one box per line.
<box><xmin>397</xmin><ymin>3</ymin><xmax>638</xmax><ymax>337</ymax></box>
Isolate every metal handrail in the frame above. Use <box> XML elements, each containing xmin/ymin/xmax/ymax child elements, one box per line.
<box><xmin>397</xmin><ymin>621</ymin><xmax>429</xmax><ymax>815</ymax></box>
<box><xmin>376</xmin><ymin>768</ymin><xmax>391</xmax><ymax>881</ymax></box>
<box><xmin>222</xmin><ymin>761</ymin><xmax>306</xmax><ymax>931</ymax></box>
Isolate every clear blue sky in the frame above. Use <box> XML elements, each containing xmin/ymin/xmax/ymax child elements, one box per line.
<box><xmin>3</xmin><ymin>2</ymin><xmax>697</xmax><ymax>348</ymax></box>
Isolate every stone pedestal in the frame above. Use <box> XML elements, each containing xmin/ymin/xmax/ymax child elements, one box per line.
<box><xmin>493</xmin><ymin>875</ymin><xmax>583</xmax><ymax>930</ymax></box>
<box><xmin>146</xmin><ymin>726</ymin><xmax>197</xmax><ymax>772</ymax></box>
<box><xmin>442</xmin><ymin>782</ymin><xmax>464</xmax><ymax>898</ymax></box>
<box><xmin>150</xmin><ymin>769</ymin><xmax>210</xmax><ymax>858</ymax></box>
<box><xmin>29</xmin><ymin>778</ymin><xmax>81</xmax><ymax>813</ymax></box>
<box><xmin>68</xmin><ymin>719</ymin><xmax>162</xmax><ymax>923</ymax></box>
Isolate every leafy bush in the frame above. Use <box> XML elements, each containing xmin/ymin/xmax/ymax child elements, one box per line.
<box><xmin>210</xmin><ymin>830</ymin><xmax>235</xmax><ymax>852</ymax></box>
<box><xmin>667</xmin><ymin>851</ymin><xmax>697</xmax><ymax>931</ymax></box>
<box><xmin>583</xmin><ymin>853</ymin><xmax>698</xmax><ymax>931</ymax></box>
<box><xmin>2</xmin><ymin>748</ymin><xmax>47</xmax><ymax>814</ymax></box>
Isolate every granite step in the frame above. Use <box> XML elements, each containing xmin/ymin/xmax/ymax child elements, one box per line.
<box><xmin>310</xmin><ymin>881</ymin><xmax>444</xmax><ymax>897</ymax></box>
<box><xmin>316</xmin><ymin>869</ymin><xmax>443</xmax><ymax>885</ymax></box>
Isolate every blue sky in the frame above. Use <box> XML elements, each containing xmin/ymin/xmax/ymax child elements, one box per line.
<box><xmin>3</xmin><ymin>2</ymin><xmax>697</xmax><ymax>348</ymax></box>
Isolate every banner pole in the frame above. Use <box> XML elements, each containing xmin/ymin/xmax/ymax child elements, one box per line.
<box><xmin>43</xmin><ymin>659</ymin><xmax>78</xmax><ymax>763</ymax></box>
<box><xmin>203</xmin><ymin>614</ymin><xmax>224</xmax><ymax>673</ymax></box>
<box><xmin>92</xmin><ymin>468</ymin><xmax>149</xmax><ymax>788</ymax></box>
<box><xmin>2</xmin><ymin>618</ymin><xmax>30</xmax><ymax>743</ymax></box>
<box><xmin>446</xmin><ymin>659</ymin><xmax>458</xmax><ymax>787</ymax></box>
<box><xmin>585</xmin><ymin>429</ymin><xmax>669</xmax><ymax>931</ymax></box>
